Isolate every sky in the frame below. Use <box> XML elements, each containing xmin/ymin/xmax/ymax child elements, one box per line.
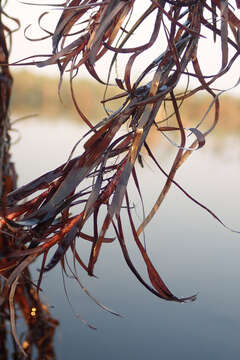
<box><xmin>4</xmin><ymin>0</ymin><xmax>240</xmax><ymax>95</ymax></box>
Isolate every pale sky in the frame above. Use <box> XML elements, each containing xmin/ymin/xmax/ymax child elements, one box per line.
<box><xmin>4</xmin><ymin>0</ymin><xmax>240</xmax><ymax>95</ymax></box>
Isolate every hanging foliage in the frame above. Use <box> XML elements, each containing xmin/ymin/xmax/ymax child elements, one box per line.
<box><xmin>1</xmin><ymin>0</ymin><xmax>240</xmax><ymax>353</ymax></box>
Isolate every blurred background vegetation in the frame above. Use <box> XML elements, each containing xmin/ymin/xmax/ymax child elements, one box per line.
<box><xmin>10</xmin><ymin>70</ymin><xmax>240</xmax><ymax>134</ymax></box>
<box><xmin>10</xmin><ymin>70</ymin><xmax>123</xmax><ymax>122</ymax></box>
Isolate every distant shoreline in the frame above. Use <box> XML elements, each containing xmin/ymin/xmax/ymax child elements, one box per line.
<box><xmin>10</xmin><ymin>70</ymin><xmax>240</xmax><ymax>133</ymax></box>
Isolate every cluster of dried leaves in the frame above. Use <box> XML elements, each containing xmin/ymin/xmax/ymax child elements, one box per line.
<box><xmin>1</xmin><ymin>0</ymin><xmax>240</xmax><ymax>354</ymax></box>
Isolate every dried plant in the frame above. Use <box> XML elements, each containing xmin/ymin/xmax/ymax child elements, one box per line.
<box><xmin>1</xmin><ymin>0</ymin><xmax>240</xmax><ymax>355</ymax></box>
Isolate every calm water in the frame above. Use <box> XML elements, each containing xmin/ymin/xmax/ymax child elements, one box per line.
<box><xmin>11</xmin><ymin>118</ymin><xmax>240</xmax><ymax>359</ymax></box>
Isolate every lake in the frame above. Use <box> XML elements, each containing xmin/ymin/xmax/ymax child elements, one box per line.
<box><xmin>11</xmin><ymin>117</ymin><xmax>240</xmax><ymax>359</ymax></box>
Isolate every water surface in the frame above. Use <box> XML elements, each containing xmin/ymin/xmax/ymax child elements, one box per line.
<box><xmin>11</xmin><ymin>118</ymin><xmax>240</xmax><ymax>360</ymax></box>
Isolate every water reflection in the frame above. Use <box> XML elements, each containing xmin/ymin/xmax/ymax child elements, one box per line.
<box><xmin>11</xmin><ymin>118</ymin><xmax>240</xmax><ymax>360</ymax></box>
